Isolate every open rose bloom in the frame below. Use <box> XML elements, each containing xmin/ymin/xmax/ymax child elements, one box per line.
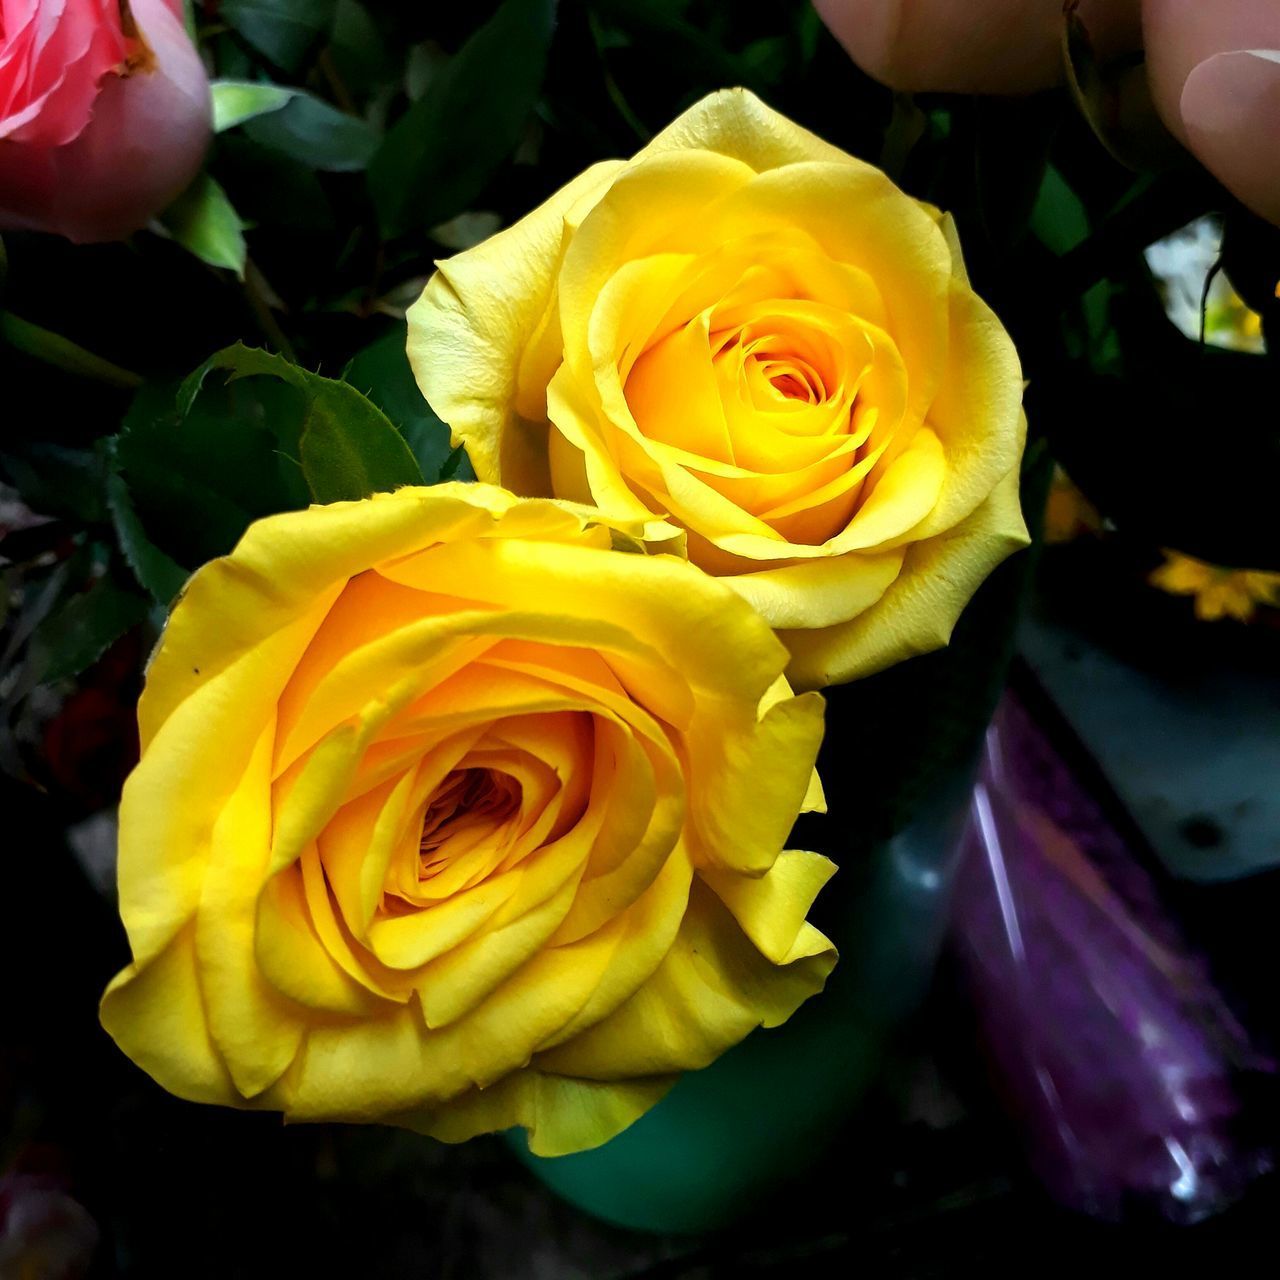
<box><xmin>411</xmin><ymin>90</ymin><xmax>1029</xmax><ymax>689</ymax></box>
<box><xmin>99</xmin><ymin>485</ymin><xmax>836</xmax><ymax>1155</ymax></box>
<box><xmin>0</xmin><ymin>0</ymin><xmax>210</xmax><ymax>241</ymax></box>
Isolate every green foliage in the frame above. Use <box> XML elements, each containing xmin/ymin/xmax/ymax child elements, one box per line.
<box><xmin>344</xmin><ymin>324</ymin><xmax>471</xmax><ymax>482</ymax></box>
<box><xmin>116</xmin><ymin>376</ymin><xmax>310</xmax><ymax>569</ymax></box>
<box><xmin>211</xmin><ymin>80</ymin><xmax>295</xmax><ymax>132</ymax></box>
<box><xmin>368</xmin><ymin>0</ymin><xmax>558</xmax><ymax>237</ymax></box>
<box><xmin>215</xmin><ymin>136</ymin><xmax>335</xmax><ymax>232</ymax></box>
<box><xmin>159</xmin><ymin>174</ymin><xmax>248</xmax><ymax>276</ymax></box>
<box><xmin>328</xmin><ymin>0</ymin><xmax>393</xmax><ymax>96</ymax></box>
<box><xmin>0</xmin><ymin>443</ymin><xmax>106</xmax><ymax>524</ymax></box>
<box><xmin>220</xmin><ymin>0</ymin><xmax>337</xmax><ymax>73</ymax></box>
<box><xmin>242</xmin><ymin>93</ymin><xmax>380</xmax><ymax>172</ymax></box>
<box><xmin>1029</xmin><ymin>164</ymin><xmax>1089</xmax><ymax>256</ymax></box>
<box><xmin>105</xmin><ymin>462</ymin><xmax>189</xmax><ymax>606</ymax></box>
<box><xmin>179</xmin><ymin>344</ymin><xmax>424</xmax><ymax>501</ymax></box>
<box><xmin>29</xmin><ymin>575</ymin><xmax>150</xmax><ymax>684</ymax></box>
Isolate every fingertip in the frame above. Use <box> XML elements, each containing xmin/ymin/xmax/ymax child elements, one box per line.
<box><xmin>1181</xmin><ymin>50</ymin><xmax>1280</xmax><ymax>227</ymax></box>
<box><xmin>812</xmin><ymin>0</ymin><xmax>909</xmax><ymax>87</ymax></box>
<box><xmin>812</xmin><ymin>0</ymin><xmax>1133</xmax><ymax>95</ymax></box>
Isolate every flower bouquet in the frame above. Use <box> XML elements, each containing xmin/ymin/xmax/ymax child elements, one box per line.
<box><xmin>2</xmin><ymin>0</ymin><xmax>1276</xmax><ymax>1253</ymax></box>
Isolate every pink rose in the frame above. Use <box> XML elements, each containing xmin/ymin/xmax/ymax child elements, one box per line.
<box><xmin>0</xmin><ymin>0</ymin><xmax>211</xmax><ymax>242</ymax></box>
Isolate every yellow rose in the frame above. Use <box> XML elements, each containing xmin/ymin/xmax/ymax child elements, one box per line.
<box><xmin>409</xmin><ymin>88</ymin><xmax>1029</xmax><ymax>689</ymax></box>
<box><xmin>99</xmin><ymin>483</ymin><xmax>834</xmax><ymax>1155</ymax></box>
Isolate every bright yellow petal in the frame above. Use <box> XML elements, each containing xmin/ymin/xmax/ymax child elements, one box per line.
<box><xmin>285</xmin><ymin>1003</ymin><xmax>446</xmax><ymax>1120</ymax></box>
<box><xmin>546</xmin><ymin>371</ymin><xmax>671</xmax><ymax>527</ymax></box>
<box><xmin>906</xmin><ymin>286</ymin><xmax>1025</xmax><ymax>540</ymax></box>
<box><xmin>699</xmin><ymin>850</ymin><xmax>837</xmax><ymax>965</ymax></box>
<box><xmin>637</xmin><ymin>87</ymin><xmax>866</xmax><ymax>172</ymax></box>
<box><xmin>783</xmin><ymin>464</ymin><xmax>1030</xmax><ymax>688</ymax></box>
<box><xmin>557</xmin><ymin>150</ymin><xmax>758</xmax><ymax>392</ymax></box>
<box><xmin>829</xmin><ymin>428</ymin><xmax>947</xmax><ymax>553</ymax></box>
<box><xmin>726</xmin><ymin>547</ymin><xmax>905</xmax><ymax>630</ymax></box>
<box><xmin>679</xmin><ymin>163</ymin><xmax>953</xmax><ymax>439</ymax></box>
<box><xmin>407</xmin><ymin>161</ymin><xmax>626</xmax><ymax>488</ymax></box>
<box><xmin>414</xmin><ymin>857</ymin><xmax>587</xmax><ymax>1030</ymax></box>
<box><xmin>255</xmin><ymin>857</ymin><xmax>385</xmax><ymax>1018</ymax></box>
<box><xmin>195</xmin><ymin>722</ymin><xmax>306</xmax><ymax>1098</ymax></box>
<box><xmin>99</xmin><ymin>928</ymin><xmax>240</xmax><ymax>1107</ymax></box>
<box><xmin>686</xmin><ymin>689</ymin><xmax>825</xmax><ymax>875</ymax></box>
<box><xmin>407</xmin><ymin>1070</ymin><xmax>677</xmax><ymax>1157</ymax></box>
<box><xmin>377</xmin><ymin>537</ymin><xmax>790</xmax><ymax>710</ymax></box>
<box><xmin>539</xmin><ymin>877</ymin><xmax>835</xmax><ymax>1079</ymax></box>
<box><xmin>289</xmin><ymin>857</ymin><xmax>691</xmax><ymax>1120</ymax></box>
<box><xmin>117</xmin><ymin>597</ymin><xmax>334</xmax><ymax>969</ymax></box>
<box><xmin>137</xmin><ymin>485</ymin><xmax>525</xmax><ymax>745</ymax></box>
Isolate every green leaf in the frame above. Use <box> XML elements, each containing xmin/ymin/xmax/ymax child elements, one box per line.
<box><xmin>0</xmin><ymin>313</ymin><xmax>143</xmax><ymax>388</ymax></box>
<box><xmin>740</xmin><ymin>37</ymin><xmax>788</xmax><ymax>82</ymax></box>
<box><xmin>209</xmin><ymin>30</ymin><xmax>255</xmax><ymax>79</ymax></box>
<box><xmin>116</xmin><ymin>378</ymin><xmax>309</xmax><ymax>570</ymax></box>
<box><xmin>297</xmin><ymin>394</ymin><xmax>411</xmax><ymax>503</ymax></box>
<box><xmin>344</xmin><ymin>324</ymin><xmax>458</xmax><ymax>482</ymax></box>
<box><xmin>1052</xmin><ymin>172</ymin><xmax>1212</xmax><ymax>299</ymax></box>
<box><xmin>1030</xmin><ymin>163</ymin><xmax>1089</xmax><ymax>256</ymax></box>
<box><xmin>217</xmin><ymin>135</ymin><xmax>335</xmax><ymax>232</ymax></box>
<box><xmin>879</xmin><ymin>93</ymin><xmax>926</xmax><ymax>184</ymax></box>
<box><xmin>30</xmin><ymin>576</ymin><xmax>149</xmax><ymax>684</ymax></box>
<box><xmin>368</xmin><ymin>0</ymin><xmax>557</xmax><ymax>238</ymax></box>
<box><xmin>181</xmin><ymin>344</ymin><xmax>424</xmax><ymax>503</ymax></box>
<box><xmin>440</xmin><ymin>443</ymin><xmax>475</xmax><ymax>483</ymax></box>
<box><xmin>243</xmin><ymin>92</ymin><xmax>379</xmax><ymax>172</ymax></box>
<box><xmin>590</xmin><ymin>0</ymin><xmax>752</xmax><ymax>89</ymax></box>
<box><xmin>329</xmin><ymin>0</ymin><xmax>393</xmax><ymax>95</ymax></box>
<box><xmin>159</xmin><ymin>174</ymin><xmax>248</xmax><ymax>277</ymax></box>
<box><xmin>105</xmin><ymin>459</ymin><xmax>189</xmax><ymax>605</ymax></box>
<box><xmin>0</xmin><ymin>443</ymin><xmax>105</xmax><ymax>523</ymax></box>
<box><xmin>211</xmin><ymin>79</ymin><xmax>295</xmax><ymax>132</ymax></box>
<box><xmin>220</xmin><ymin>0</ymin><xmax>336</xmax><ymax>73</ymax></box>
<box><xmin>972</xmin><ymin>96</ymin><xmax>1058</xmax><ymax>252</ymax></box>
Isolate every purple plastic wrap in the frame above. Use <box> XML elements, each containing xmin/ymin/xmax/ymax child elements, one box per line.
<box><xmin>951</xmin><ymin>689</ymin><xmax>1274</xmax><ymax>1222</ymax></box>
<box><xmin>0</xmin><ymin>1172</ymin><xmax>97</xmax><ymax>1280</ymax></box>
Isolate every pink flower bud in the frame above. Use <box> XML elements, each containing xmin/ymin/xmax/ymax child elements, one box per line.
<box><xmin>0</xmin><ymin>0</ymin><xmax>211</xmax><ymax>243</ymax></box>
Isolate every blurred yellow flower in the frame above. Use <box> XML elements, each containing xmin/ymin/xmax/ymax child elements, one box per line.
<box><xmin>1043</xmin><ymin>467</ymin><xmax>1101</xmax><ymax>545</ymax></box>
<box><xmin>1149</xmin><ymin>550</ymin><xmax>1280</xmax><ymax>622</ymax></box>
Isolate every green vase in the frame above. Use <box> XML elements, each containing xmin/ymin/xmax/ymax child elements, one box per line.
<box><xmin>507</xmin><ymin>772</ymin><xmax>973</xmax><ymax>1233</ymax></box>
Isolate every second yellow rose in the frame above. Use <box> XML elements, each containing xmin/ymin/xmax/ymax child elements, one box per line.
<box><xmin>409</xmin><ymin>88</ymin><xmax>1029</xmax><ymax>689</ymax></box>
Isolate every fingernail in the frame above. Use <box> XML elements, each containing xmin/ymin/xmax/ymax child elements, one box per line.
<box><xmin>1181</xmin><ymin>50</ymin><xmax>1280</xmax><ymax>225</ymax></box>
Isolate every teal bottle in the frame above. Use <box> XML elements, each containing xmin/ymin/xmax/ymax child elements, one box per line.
<box><xmin>508</xmin><ymin>774</ymin><xmax>972</xmax><ymax>1232</ymax></box>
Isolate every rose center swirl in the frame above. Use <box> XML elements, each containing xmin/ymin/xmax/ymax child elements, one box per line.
<box><xmin>622</xmin><ymin>284</ymin><xmax>891</xmax><ymax>547</ymax></box>
<box><xmin>418</xmin><ymin>766</ymin><xmax>521</xmax><ymax>879</ymax></box>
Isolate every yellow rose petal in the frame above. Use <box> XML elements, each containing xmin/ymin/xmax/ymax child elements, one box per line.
<box><xmin>408</xmin><ymin>161</ymin><xmax>625</xmax><ymax>490</ymax></box>
<box><xmin>412</xmin><ymin>1071</ymin><xmax>677</xmax><ymax>1158</ymax></box>
<box><xmin>784</xmin><ymin>464</ymin><xmax>1030</xmax><ymax>687</ymax></box>
<box><xmin>540</xmin><ymin>877</ymin><xmax>835</xmax><ymax>1078</ymax></box>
